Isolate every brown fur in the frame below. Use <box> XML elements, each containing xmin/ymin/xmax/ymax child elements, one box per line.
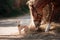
<box><xmin>27</xmin><ymin>0</ymin><xmax>60</xmax><ymax>31</ymax></box>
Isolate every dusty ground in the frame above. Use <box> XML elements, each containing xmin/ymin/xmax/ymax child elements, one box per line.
<box><xmin>0</xmin><ymin>14</ymin><xmax>60</xmax><ymax>40</ymax></box>
<box><xmin>21</xmin><ymin>22</ymin><xmax>60</xmax><ymax>40</ymax></box>
<box><xmin>0</xmin><ymin>14</ymin><xmax>30</xmax><ymax>35</ymax></box>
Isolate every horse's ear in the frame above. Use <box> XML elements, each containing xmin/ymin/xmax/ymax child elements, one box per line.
<box><xmin>26</xmin><ymin>1</ymin><xmax>29</xmax><ymax>5</ymax></box>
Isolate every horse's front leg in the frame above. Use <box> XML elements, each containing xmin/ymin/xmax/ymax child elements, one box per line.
<box><xmin>45</xmin><ymin>3</ymin><xmax>53</xmax><ymax>32</ymax></box>
<box><xmin>45</xmin><ymin>22</ymin><xmax>51</xmax><ymax>32</ymax></box>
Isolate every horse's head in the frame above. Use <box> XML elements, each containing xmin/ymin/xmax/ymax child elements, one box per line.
<box><xmin>27</xmin><ymin>0</ymin><xmax>43</xmax><ymax>30</ymax></box>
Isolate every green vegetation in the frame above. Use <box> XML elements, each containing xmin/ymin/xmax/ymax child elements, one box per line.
<box><xmin>7</xmin><ymin>5</ymin><xmax>29</xmax><ymax>17</ymax></box>
<box><xmin>0</xmin><ymin>0</ymin><xmax>29</xmax><ymax>17</ymax></box>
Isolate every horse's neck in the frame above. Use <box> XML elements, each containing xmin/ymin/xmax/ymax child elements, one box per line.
<box><xmin>33</xmin><ymin>0</ymin><xmax>39</xmax><ymax>7</ymax></box>
<box><xmin>35</xmin><ymin>0</ymin><xmax>51</xmax><ymax>9</ymax></box>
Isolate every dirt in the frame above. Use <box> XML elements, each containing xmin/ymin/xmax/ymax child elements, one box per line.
<box><xmin>21</xmin><ymin>22</ymin><xmax>60</xmax><ymax>40</ymax></box>
<box><xmin>0</xmin><ymin>14</ymin><xmax>60</xmax><ymax>40</ymax></box>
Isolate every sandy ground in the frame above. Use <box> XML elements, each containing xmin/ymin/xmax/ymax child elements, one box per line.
<box><xmin>0</xmin><ymin>14</ymin><xmax>31</xmax><ymax>35</ymax></box>
<box><xmin>0</xmin><ymin>14</ymin><xmax>60</xmax><ymax>40</ymax></box>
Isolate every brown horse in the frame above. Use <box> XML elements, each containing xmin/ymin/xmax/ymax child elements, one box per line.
<box><xmin>27</xmin><ymin>0</ymin><xmax>60</xmax><ymax>32</ymax></box>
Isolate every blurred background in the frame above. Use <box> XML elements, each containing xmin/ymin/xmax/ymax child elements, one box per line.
<box><xmin>0</xmin><ymin>0</ymin><xmax>31</xmax><ymax>35</ymax></box>
<box><xmin>0</xmin><ymin>0</ymin><xmax>29</xmax><ymax>17</ymax></box>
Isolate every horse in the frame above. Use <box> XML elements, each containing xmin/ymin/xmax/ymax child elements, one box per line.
<box><xmin>27</xmin><ymin>0</ymin><xmax>60</xmax><ymax>32</ymax></box>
